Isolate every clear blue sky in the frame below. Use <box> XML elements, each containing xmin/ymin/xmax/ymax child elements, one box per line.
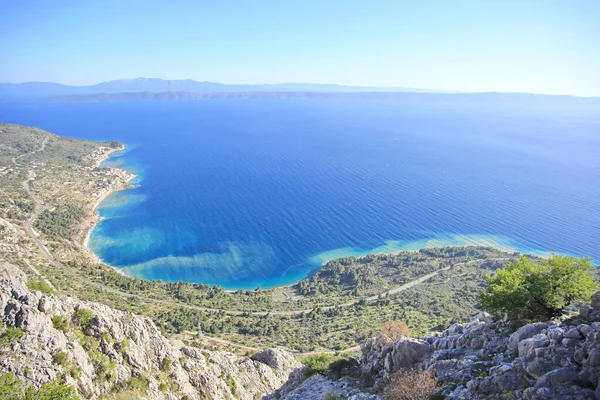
<box><xmin>1</xmin><ymin>0</ymin><xmax>599</xmax><ymax>96</ymax></box>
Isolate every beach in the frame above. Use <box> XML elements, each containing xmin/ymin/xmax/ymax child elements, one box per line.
<box><xmin>80</xmin><ymin>145</ymin><xmax>136</xmax><ymax>266</ymax></box>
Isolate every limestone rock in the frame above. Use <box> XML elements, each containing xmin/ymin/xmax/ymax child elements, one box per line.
<box><xmin>0</xmin><ymin>262</ymin><xmax>302</xmax><ymax>400</ymax></box>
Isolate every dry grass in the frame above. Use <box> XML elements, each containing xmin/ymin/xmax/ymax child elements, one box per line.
<box><xmin>383</xmin><ymin>369</ymin><xmax>437</xmax><ymax>400</ymax></box>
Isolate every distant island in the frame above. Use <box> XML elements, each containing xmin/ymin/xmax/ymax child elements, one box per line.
<box><xmin>0</xmin><ymin>77</ymin><xmax>454</xmax><ymax>99</ymax></box>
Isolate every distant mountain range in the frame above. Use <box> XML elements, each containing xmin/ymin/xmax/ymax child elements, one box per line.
<box><xmin>0</xmin><ymin>77</ymin><xmax>454</xmax><ymax>99</ymax></box>
<box><xmin>1</xmin><ymin>78</ymin><xmax>598</xmax><ymax>105</ymax></box>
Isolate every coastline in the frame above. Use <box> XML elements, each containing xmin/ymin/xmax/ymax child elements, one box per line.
<box><xmin>74</xmin><ymin>147</ymin><xmax>552</xmax><ymax>290</ymax></box>
<box><xmin>80</xmin><ymin>145</ymin><xmax>136</xmax><ymax>266</ymax></box>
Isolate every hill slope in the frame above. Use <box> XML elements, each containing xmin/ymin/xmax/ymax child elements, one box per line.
<box><xmin>0</xmin><ymin>261</ymin><xmax>301</xmax><ymax>399</ymax></box>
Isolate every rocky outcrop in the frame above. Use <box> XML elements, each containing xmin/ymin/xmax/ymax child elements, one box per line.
<box><xmin>0</xmin><ymin>262</ymin><xmax>301</xmax><ymax>399</ymax></box>
<box><xmin>356</xmin><ymin>305</ymin><xmax>600</xmax><ymax>399</ymax></box>
<box><xmin>273</xmin><ymin>295</ymin><xmax>600</xmax><ymax>400</ymax></box>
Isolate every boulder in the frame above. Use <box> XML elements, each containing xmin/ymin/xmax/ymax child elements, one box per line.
<box><xmin>591</xmin><ymin>291</ymin><xmax>600</xmax><ymax>310</ymax></box>
<box><xmin>508</xmin><ymin>323</ymin><xmax>549</xmax><ymax>354</ymax></box>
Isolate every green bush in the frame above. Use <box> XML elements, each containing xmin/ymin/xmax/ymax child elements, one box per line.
<box><xmin>27</xmin><ymin>280</ymin><xmax>54</xmax><ymax>295</ymax></box>
<box><xmin>0</xmin><ymin>373</ymin><xmax>79</xmax><ymax>400</ymax></box>
<box><xmin>74</xmin><ymin>309</ymin><xmax>94</xmax><ymax>330</ymax></box>
<box><xmin>28</xmin><ymin>379</ymin><xmax>79</xmax><ymax>399</ymax></box>
<box><xmin>479</xmin><ymin>255</ymin><xmax>599</xmax><ymax>320</ymax></box>
<box><xmin>225</xmin><ymin>374</ymin><xmax>237</xmax><ymax>396</ymax></box>
<box><xmin>161</xmin><ymin>357</ymin><xmax>171</xmax><ymax>372</ymax></box>
<box><xmin>53</xmin><ymin>351</ymin><xmax>69</xmax><ymax>366</ymax></box>
<box><xmin>120</xmin><ymin>375</ymin><xmax>149</xmax><ymax>391</ymax></box>
<box><xmin>116</xmin><ymin>338</ymin><xmax>130</xmax><ymax>354</ymax></box>
<box><xmin>0</xmin><ymin>373</ymin><xmax>23</xmax><ymax>400</ymax></box>
<box><xmin>52</xmin><ymin>316</ymin><xmax>69</xmax><ymax>332</ymax></box>
<box><xmin>0</xmin><ymin>328</ymin><xmax>25</xmax><ymax>346</ymax></box>
<box><xmin>302</xmin><ymin>354</ymin><xmax>341</xmax><ymax>377</ymax></box>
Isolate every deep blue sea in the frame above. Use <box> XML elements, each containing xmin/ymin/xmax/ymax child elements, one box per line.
<box><xmin>1</xmin><ymin>99</ymin><xmax>599</xmax><ymax>289</ymax></box>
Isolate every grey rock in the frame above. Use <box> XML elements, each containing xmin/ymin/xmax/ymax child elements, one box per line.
<box><xmin>389</xmin><ymin>337</ymin><xmax>431</xmax><ymax>369</ymax></box>
<box><xmin>591</xmin><ymin>291</ymin><xmax>600</xmax><ymax>310</ymax></box>
<box><xmin>508</xmin><ymin>322</ymin><xmax>549</xmax><ymax>354</ymax></box>
<box><xmin>0</xmin><ymin>262</ymin><xmax>302</xmax><ymax>400</ymax></box>
<box><xmin>566</xmin><ymin>328</ymin><xmax>584</xmax><ymax>340</ymax></box>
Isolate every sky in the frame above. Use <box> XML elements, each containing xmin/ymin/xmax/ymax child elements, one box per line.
<box><xmin>1</xmin><ymin>0</ymin><xmax>599</xmax><ymax>96</ymax></box>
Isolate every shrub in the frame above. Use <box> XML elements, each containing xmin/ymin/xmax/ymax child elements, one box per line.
<box><xmin>27</xmin><ymin>280</ymin><xmax>54</xmax><ymax>295</ymax></box>
<box><xmin>121</xmin><ymin>375</ymin><xmax>149</xmax><ymax>391</ymax></box>
<box><xmin>225</xmin><ymin>373</ymin><xmax>237</xmax><ymax>396</ymax></box>
<box><xmin>53</xmin><ymin>351</ymin><xmax>69</xmax><ymax>366</ymax></box>
<box><xmin>0</xmin><ymin>372</ymin><xmax>23</xmax><ymax>400</ymax></box>
<box><xmin>383</xmin><ymin>369</ymin><xmax>437</xmax><ymax>400</ymax></box>
<box><xmin>0</xmin><ymin>373</ymin><xmax>78</xmax><ymax>400</ymax></box>
<box><xmin>0</xmin><ymin>328</ymin><xmax>25</xmax><ymax>346</ymax></box>
<box><xmin>30</xmin><ymin>379</ymin><xmax>79</xmax><ymax>399</ymax></box>
<box><xmin>52</xmin><ymin>315</ymin><xmax>69</xmax><ymax>332</ymax></box>
<box><xmin>302</xmin><ymin>354</ymin><xmax>340</xmax><ymax>377</ymax></box>
<box><xmin>326</xmin><ymin>357</ymin><xmax>358</xmax><ymax>378</ymax></box>
<box><xmin>478</xmin><ymin>255</ymin><xmax>599</xmax><ymax>320</ymax></box>
<box><xmin>116</xmin><ymin>338</ymin><xmax>130</xmax><ymax>354</ymax></box>
<box><xmin>161</xmin><ymin>357</ymin><xmax>171</xmax><ymax>372</ymax></box>
<box><xmin>74</xmin><ymin>309</ymin><xmax>94</xmax><ymax>330</ymax></box>
<box><xmin>379</xmin><ymin>321</ymin><xmax>411</xmax><ymax>346</ymax></box>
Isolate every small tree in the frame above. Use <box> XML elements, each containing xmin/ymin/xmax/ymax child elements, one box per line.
<box><xmin>74</xmin><ymin>309</ymin><xmax>94</xmax><ymax>330</ymax></box>
<box><xmin>379</xmin><ymin>321</ymin><xmax>411</xmax><ymax>346</ymax></box>
<box><xmin>478</xmin><ymin>255</ymin><xmax>598</xmax><ymax>320</ymax></box>
<box><xmin>383</xmin><ymin>369</ymin><xmax>437</xmax><ymax>400</ymax></box>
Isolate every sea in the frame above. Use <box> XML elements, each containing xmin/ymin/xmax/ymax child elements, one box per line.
<box><xmin>1</xmin><ymin>98</ymin><xmax>599</xmax><ymax>289</ymax></box>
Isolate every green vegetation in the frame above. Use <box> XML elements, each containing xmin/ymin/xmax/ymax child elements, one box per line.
<box><xmin>0</xmin><ymin>373</ymin><xmax>79</xmax><ymax>400</ymax></box>
<box><xmin>479</xmin><ymin>255</ymin><xmax>599</xmax><ymax>320</ymax></box>
<box><xmin>297</xmin><ymin>246</ymin><xmax>492</xmax><ymax>299</ymax></box>
<box><xmin>0</xmin><ymin>328</ymin><xmax>25</xmax><ymax>346</ymax></box>
<box><xmin>74</xmin><ymin>309</ymin><xmax>95</xmax><ymax>330</ymax></box>
<box><xmin>303</xmin><ymin>354</ymin><xmax>341</xmax><ymax>377</ymax></box>
<box><xmin>35</xmin><ymin>204</ymin><xmax>85</xmax><ymax>240</ymax></box>
<box><xmin>27</xmin><ymin>280</ymin><xmax>54</xmax><ymax>295</ymax></box>
<box><xmin>116</xmin><ymin>338</ymin><xmax>130</xmax><ymax>355</ymax></box>
<box><xmin>52</xmin><ymin>315</ymin><xmax>69</xmax><ymax>332</ymax></box>
<box><xmin>119</xmin><ymin>375</ymin><xmax>149</xmax><ymax>392</ymax></box>
<box><xmin>53</xmin><ymin>351</ymin><xmax>69</xmax><ymax>366</ymax></box>
<box><xmin>225</xmin><ymin>373</ymin><xmax>238</xmax><ymax>396</ymax></box>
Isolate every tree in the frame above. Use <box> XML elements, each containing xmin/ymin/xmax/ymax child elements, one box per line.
<box><xmin>478</xmin><ymin>255</ymin><xmax>599</xmax><ymax>320</ymax></box>
<box><xmin>379</xmin><ymin>321</ymin><xmax>411</xmax><ymax>345</ymax></box>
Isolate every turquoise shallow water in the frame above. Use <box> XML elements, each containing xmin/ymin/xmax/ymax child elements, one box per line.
<box><xmin>1</xmin><ymin>99</ymin><xmax>599</xmax><ymax>288</ymax></box>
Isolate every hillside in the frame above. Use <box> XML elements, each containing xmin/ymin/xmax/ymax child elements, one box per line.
<box><xmin>0</xmin><ymin>261</ymin><xmax>300</xmax><ymax>399</ymax></box>
<box><xmin>3</xmin><ymin>251</ymin><xmax>600</xmax><ymax>399</ymax></box>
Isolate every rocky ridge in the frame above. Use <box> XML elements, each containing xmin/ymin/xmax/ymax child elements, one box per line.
<box><xmin>273</xmin><ymin>298</ymin><xmax>600</xmax><ymax>399</ymax></box>
<box><xmin>0</xmin><ymin>262</ymin><xmax>301</xmax><ymax>399</ymax></box>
